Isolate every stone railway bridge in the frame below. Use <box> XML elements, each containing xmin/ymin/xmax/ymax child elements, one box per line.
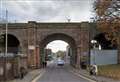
<box><xmin>0</xmin><ymin>21</ymin><xmax>103</xmax><ymax>68</ymax></box>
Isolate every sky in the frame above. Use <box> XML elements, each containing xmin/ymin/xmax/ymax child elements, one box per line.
<box><xmin>0</xmin><ymin>0</ymin><xmax>94</xmax><ymax>52</ymax></box>
<box><xmin>0</xmin><ymin>0</ymin><xmax>94</xmax><ymax>23</ymax></box>
<box><xmin>46</xmin><ymin>40</ymin><xmax>68</xmax><ymax>53</ymax></box>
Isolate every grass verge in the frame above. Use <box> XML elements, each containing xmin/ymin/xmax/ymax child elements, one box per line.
<box><xmin>98</xmin><ymin>64</ymin><xmax>120</xmax><ymax>80</ymax></box>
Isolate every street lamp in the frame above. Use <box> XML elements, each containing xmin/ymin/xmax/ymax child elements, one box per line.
<box><xmin>5</xmin><ymin>9</ymin><xmax>8</xmax><ymax>58</ymax></box>
<box><xmin>91</xmin><ymin>40</ymin><xmax>97</xmax><ymax>49</ymax></box>
<box><xmin>3</xmin><ymin>9</ymin><xmax>8</xmax><ymax>81</ymax></box>
<box><xmin>91</xmin><ymin>40</ymin><xmax>97</xmax><ymax>65</ymax></box>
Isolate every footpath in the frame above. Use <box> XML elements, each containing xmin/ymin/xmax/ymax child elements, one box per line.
<box><xmin>69</xmin><ymin>66</ymin><xmax>120</xmax><ymax>82</ymax></box>
<box><xmin>6</xmin><ymin>61</ymin><xmax>53</xmax><ymax>82</ymax></box>
<box><xmin>6</xmin><ymin>69</ymin><xmax>43</xmax><ymax>82</ymax></box>
<box><xmin>6</xmin><ymin>62</ymin><xmax>120</xmax><ymax>82</ymax></box>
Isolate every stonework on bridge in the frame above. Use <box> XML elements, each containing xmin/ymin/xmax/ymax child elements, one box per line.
<box><xmin>0</xmin><ymin>21</ymin><xmax>98</xmax><ymax>68</ymax></box>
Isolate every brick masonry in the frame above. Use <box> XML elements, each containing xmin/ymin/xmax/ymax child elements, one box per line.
<box><xmin>0</xmin><ymin>21</ymin><xmax>98</xmax><ymax>68</ymax></box>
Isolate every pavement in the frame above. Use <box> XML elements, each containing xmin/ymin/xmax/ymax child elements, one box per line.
<box><xmin>6</xmin><ymin>61</ymin><xmax>53</xmax><ymax>82</ymax></box>
<box><xmin>6</xmin><ymin>69</ymin><xmax>44</xmax><ymax>82</ymax></box>
<box><xmin>69</xmin><ymin>65</ymin><xmax>120</xmax><ymax>82</ymax></box>
<box><xmin>5</xmin><ymin>61</ymin><xmax>120</xmax><ymax>82</ymax></box>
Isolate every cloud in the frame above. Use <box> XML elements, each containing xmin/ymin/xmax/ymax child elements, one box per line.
<box><xmin>46</xmin><ymin>40</ymin><xmax>68</xmax><ymax>53</ymax></box>
<box><xmin>1</xmin><ymin>0</ymin><xmax>94</xmax><ymax>22</ymax></box>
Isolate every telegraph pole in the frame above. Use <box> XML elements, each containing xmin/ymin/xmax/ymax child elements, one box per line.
<box><xmin>4</xmin><ymin>9</ymin><xmax>8</xmax><ymax>81</ymax></box>
<box><xmin>5</xmin><ymin>9</ymin><xmax>8</xmax><ymax>59</ymax></box>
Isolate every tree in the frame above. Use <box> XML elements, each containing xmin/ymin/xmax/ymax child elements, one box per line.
<box><xmin>56</xmin><ymin>51</ymin><xmax>66</xmax><ymax>59</ymax></box>
<box><xmin>93</xmin><ymin>0</ymin><xmax>120</xmax><ymax>48</ymax></box>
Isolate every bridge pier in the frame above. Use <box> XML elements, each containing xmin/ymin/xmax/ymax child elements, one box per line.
<box><xmin>27</xmin><ymin>45</ymin><xmax>40</xmax><ymax>69</ymax></box>
<box><xmin>76</xmin><ymin>47</ymin><xmax>81</xmax><ymax>68</ymax></box>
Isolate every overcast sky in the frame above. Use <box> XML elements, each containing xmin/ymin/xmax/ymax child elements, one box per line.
<box><xmin>0</xmin><ymin>0</ymin><xmax>94</xmax><ymax>22</ymax></box>
<box><xmin>0</xmin><ymin>0</ymin><xmax>94</xmax><ymax>52</ymax></box>
<box><xmin>46</xmin><ymin>40</ymin><xmax>68</xmax><ymax>53</ymax></box>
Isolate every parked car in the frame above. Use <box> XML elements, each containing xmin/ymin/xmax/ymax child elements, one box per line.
<box><xmin>57</xmin><ymin>59</ymin><xmax>65</xmax><ymax>66</ymax></box>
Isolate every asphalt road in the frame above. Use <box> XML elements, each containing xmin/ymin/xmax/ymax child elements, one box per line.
<box><xmin>36</xmin><ymin>62</ymin><xmax>92</xmax><ymax>82</ymax></box>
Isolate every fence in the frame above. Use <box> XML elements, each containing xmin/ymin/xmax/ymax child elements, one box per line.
<box><xmin>90</xmin><ymin>50</ymin><xmax>118</xmax><ymax>65</ymax></box>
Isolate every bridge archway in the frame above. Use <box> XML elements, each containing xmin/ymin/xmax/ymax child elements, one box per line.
<box><xmin>40</xmin><ymin>33</ymin><xmax>77</xmax><ymax>66</ymax></box>
<box><xmin>0</xmin><ymin>34</ymin><xmax>20</xmax><ymax>54</ymax></box>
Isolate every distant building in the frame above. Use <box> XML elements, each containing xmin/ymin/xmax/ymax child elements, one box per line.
<box><xmin>44</xmin><ymin>49</ymin><xmax>52</xmax><ymax>61</ymax></box>
<box><xmin>66</xmin><ymin>46</ymin><xmax>71</xmax><ymax>63</ymax></box>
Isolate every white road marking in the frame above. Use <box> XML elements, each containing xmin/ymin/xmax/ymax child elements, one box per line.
<box><xmin>31</xmin><ymin>70</ymin><xmax>46</xmax><ymax>82</ymax></box>
<box><xmin>69</xmin><ymin>70</ymin><xmax>96</xmax><ymax>82</ymax></box>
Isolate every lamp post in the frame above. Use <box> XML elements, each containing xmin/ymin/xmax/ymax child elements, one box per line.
<box><xmin>5</xmin><ymin>9</ymin><xmax>8</xmax><ymax>58</ymax></box>
<box><xmin>91</xmin><ymin>40</ymin><xmax>97</xmax><ymax>65</ymax></box>
<box><xmin>3</xmin><ymin>9</ymin><xmax>8</xmax><ymax>81</ymax></box>
<box><xmin>91</xmin><ymin>40</ymin><xmax>97</xmax><ymax>49</ymax></box>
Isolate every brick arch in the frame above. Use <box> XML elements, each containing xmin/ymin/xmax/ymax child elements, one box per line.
<box><xmin>1</xmin><ymin>33</ymin><xmax>20</xmax><ymax>53</ymax></box>
<box><xmin>7</xmin><ymin>29</ymin><xmax>28</xmax><ymax>54</ymax></box>
<box><xmin>40</xmin><ymin>33</ymin><xmax>76</xmax><ymax>48</ymax></box>
<box><xmin>0</xmin><ymin>22</ymin><xmax>91</xmax><ymax>68</ymax></box>
<box><xmin>6</xmin><ymin>32</ymin><xmax>22</xmax><ymax>44</ymax></box>
<box><xmin>39</xmin><ymin>33</ymin><xmax>77</xmax><ymax>65</ymax></box>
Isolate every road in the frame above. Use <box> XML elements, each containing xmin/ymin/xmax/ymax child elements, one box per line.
<box><xmin>35</xmin><ymin>61</ymin><xmax>94</xmax><ymax>82</ymax></box>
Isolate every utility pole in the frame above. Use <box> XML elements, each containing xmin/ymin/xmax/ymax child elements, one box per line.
<box><xmin>0</xmin><ymin>0</ymin><xmax>3</xmax><ymax>21</ymax></box>
<box><xmin>5</xmin><ymin>9</ymin><xmax>8</xmax><ymax>60</ymax></box>
<box><xmin>4</xmin><ymin>9</ymin><xmax>8</xmax><ymax>81</ymax></box>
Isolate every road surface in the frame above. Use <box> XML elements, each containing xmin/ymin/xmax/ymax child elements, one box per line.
<box><xmin>35</xmin><ymin>61</ymin><xmax>94</xmax><ymax>82</ymax></box>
